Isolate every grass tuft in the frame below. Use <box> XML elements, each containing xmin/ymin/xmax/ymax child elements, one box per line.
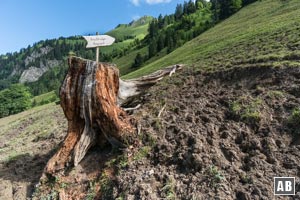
<box><xmin>229</xmin><ymin>97</ymin><xmax>263</xmax><ymax>124</ymax></box>
<box><xmin>288</xmin><ymin>108</ymin><xmax>300</xmax><ymax>133</ymax></box>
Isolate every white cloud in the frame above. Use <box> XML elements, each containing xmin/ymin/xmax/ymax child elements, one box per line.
<box><xmin>145</xmin><ymin>0</ymin><xmax>171</xmax><ymax>4</ymax></box>
<box><xmin>132</xmin><ymin>15</ymin><xmax>141</xmax><ymax>21</ymax></box>
<box><xmin>130</xmin><ymin>0</ymin><xmax>171</xmax><ymax>6</ymax></box>
<box><xmin>130</xmin><ymin>0</ymin><xmax>140</xmax><ymax>6</ymax></box>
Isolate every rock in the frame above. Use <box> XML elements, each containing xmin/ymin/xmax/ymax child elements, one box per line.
<box><xmin>19</xmin><ymin>66</ymin><xmax>47</xmax><ymax>83</ymax></box>
<box><xmin>127</xmin><ymin>194</ymin><xmax>135</xmax><ymax>200</ymax></box>
<box><xmin>282</xmin><ymin>157</ymin><xmax>297</xmax><ymax>169</ymax></box>
<box><xmin>236</xmin><ymin>190</ymin><xmax>251</xmax><ymax>200</ymax></box>
<box><xmin>221</xmin><ymin>131</ymin><xmax>230</xmax><ymax>139</ymax></box>
<box><xmin>250</xmin><ymin>138</ymin><xmax>261</xmax><ymax>150</ymax></box>
<box><xmin>19</xmin><ymin>60</ymin><xmax>62</xmax><ymax>83</ymax></box>
<box><xmin>148</xmin><ymin>169</ymin><xmax>154</xmax><ymax>176</ymax></box>
<box><xmin>24</xmin><ymin>46</ymin><xmax>52</xmax><ymax>66</ymax></box>
<box><xmin>275</xmin><ymin>139</ymin><xmax>286</xmax><ymax>148</ymax></box>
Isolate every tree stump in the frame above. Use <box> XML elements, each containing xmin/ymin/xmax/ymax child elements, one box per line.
<box><xmin>45</xmin><ymin>57</ymin><xmax>183</xmax><ymax>174</ymax></box>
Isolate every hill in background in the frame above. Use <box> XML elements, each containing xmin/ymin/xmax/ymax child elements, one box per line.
<box><xmin>124</xmin><ymin>0</ymin><xmax>300</xmax><ymax>79</ymax></box>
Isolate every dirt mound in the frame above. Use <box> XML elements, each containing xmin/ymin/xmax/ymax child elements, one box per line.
<box><xmin>33</xmin><ymin>66</ymin><xmax>300</xmax><ymax>199</ymax></box>
<box><xmin>113</xmin><ymin>66</ymin><xmax>300</xmax><ymax>199</ymax></box>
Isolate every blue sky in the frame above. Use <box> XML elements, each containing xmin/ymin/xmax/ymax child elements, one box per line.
<box><xmin>0</xmin><ymin>0</ymin><xmax>185</xmax><ymax>55</ymax></box>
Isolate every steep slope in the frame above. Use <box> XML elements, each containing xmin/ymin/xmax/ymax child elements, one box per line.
<box><xmin>114</xmin><ymin>65</ymin><xmax>300</xmax><ymax>200</ymax></box>
<box><xmin>1</xmin><ymin>0</ymin><xmax>300</xmax><ymax>199</ymax></box>
<box><xmin>124</xmin><ymin>0</ymin><xmax>300</xmax><ymax>79</ymax></box>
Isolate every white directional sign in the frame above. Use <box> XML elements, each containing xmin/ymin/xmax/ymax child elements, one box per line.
<box><xmin>83</xmin><ymin>35</ymin><xmax>115</xmax><ymax>48</ymax></box>
<box><xmin>83</xmin><ymin>33</ymin><xmax>115</xmax><ymax>63</ymax></box>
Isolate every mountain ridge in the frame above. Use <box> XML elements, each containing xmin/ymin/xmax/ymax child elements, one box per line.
<box><xmin>0</xmin><ymin>15</ymin><xmax>152</xmax><ymax>92</ymax></box>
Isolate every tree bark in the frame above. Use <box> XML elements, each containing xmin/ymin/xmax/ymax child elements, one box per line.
<box><xmin>45</xmin><ymin>57</ymin><xmax>182</xmax><ymax>174</ymax></box>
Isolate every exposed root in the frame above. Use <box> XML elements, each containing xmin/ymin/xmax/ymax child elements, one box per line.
<box><xmin>123</xmin><ymin>104</ymin><xmax>141</xmax><ymax>112</ymax></box>
<box><xmin>158</xmin><ymin>104</ymin><xmax>166</xmax><ymax>118</ymax></box>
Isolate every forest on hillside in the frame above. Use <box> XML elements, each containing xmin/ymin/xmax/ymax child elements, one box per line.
<box><xmin>133</xmin><ymin>0</ymin><xmax>257</xmax><ymax>68</ymax></box>
<box><xmin>0</xmin><ymin>0</ymin><xmax>257</xmax><ymax>118</ymax></box>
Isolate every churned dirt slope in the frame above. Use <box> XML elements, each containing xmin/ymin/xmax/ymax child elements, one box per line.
<box><xmin>36</xmin><ymin>65</ymin><xmax>300</xmax><ymax>200</ymax></box>
<box><xmin>113</xmin><ymin>65</ymin><xmax>300</xmax><ymax>200</ymax></box>
<box><xmin>1</xmin><ymin>65</ymin><xmax>300</xmax><ymax>200</ymax></box>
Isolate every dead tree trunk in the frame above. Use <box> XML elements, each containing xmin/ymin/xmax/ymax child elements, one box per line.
<box><xmin>45</xmin><ymin>57</ymin><xmax>182</xmax><ymax>174</ymax></box>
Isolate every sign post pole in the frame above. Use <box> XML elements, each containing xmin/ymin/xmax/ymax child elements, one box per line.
<box><xmin>96</xmin><ymin>32</ymin><xmax>99</xmax><ymax>63</ymax></box>
<box><xmin>83</xmin><ymin>33</ymin><xmax>115</xmax><ymax>63</ymax></box>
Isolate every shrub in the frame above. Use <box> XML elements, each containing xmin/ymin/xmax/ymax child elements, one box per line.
<box><xmin>0</xmin><ymin>84</ymin><xmax>32</xmax><ymax>118</ymax></box>
<box><xmin>206</xmin><ymin>165</ymin><xmax>224</xmax><ymax>188</ymax></box>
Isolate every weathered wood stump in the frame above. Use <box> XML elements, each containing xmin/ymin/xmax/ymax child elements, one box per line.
<box><xmin>45</xmin><ymin>57</ymin><xmax>182</xmax><ymax>173</ymax></box>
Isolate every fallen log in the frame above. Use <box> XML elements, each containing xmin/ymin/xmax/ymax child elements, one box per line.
<box><xmin>45</xmin><ymin>57</ymin><xmax>183</xmax><ymax>173</ymax></box>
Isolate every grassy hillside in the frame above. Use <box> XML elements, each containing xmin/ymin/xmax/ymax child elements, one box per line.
<box><xmin>124</xmin><ymin>0</ymin><xmax>300</xmax><ymax>79</ymax></box>
<box><xmin>0</xmin><ymin>103</ymin><xmax>66</xmax><ymax>199</ymax></box>
<box><xmin>31</xmin><ymin>90</ymin><xmax>59</xmax><ymax>106</ymax></box>
<box><xmin>100</xmin><ymin>16</ymin><xmax>153</xmax><ymax>54</ymax></box>
<box><xmin>113</xmin><ymin>46</ymin><xmax>148</xmax><ymax>75</ymax></box>
<box><xmin>0</xmin><ymin>103</ymin><xmax>66</xmax><ymax>162</ymax></box>
<box><xmin>106</xmin><ymin>16</ymin><xmax>153</xmax><ymax>40</ymax></box>
<box><xmin>115</xmin><ymin>5</ymin><xmax>213</xmax><ymax>76</ymax></box>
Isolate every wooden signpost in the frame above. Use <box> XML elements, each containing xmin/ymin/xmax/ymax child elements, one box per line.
<box><xmin>83</xmin><ymin>32</ymin><xmax>115</xmax><ymax>63</ymax></box>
